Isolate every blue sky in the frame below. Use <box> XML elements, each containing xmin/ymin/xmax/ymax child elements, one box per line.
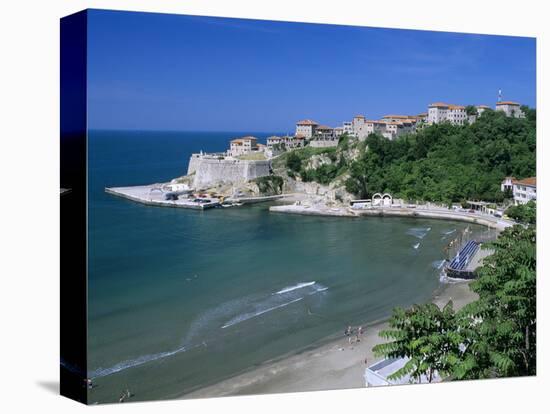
<box><xmin>87</xmin><ymin>9</ymin><xmax>536</xmax><ymax>132</ymax></box>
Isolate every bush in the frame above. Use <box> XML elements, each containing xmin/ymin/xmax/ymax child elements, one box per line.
<box><xmin>505</xmin><ymin>200</ymin><xmax>536</xmax><ymax>224</ymax></box>
<box><xmin>286</xmin><ymin>152</ymin><xmax>302</xmax><ymax>173</ymax></box>
<box><xmin>254</xmin><ymin>175</ymin><xmax>284</xmax><ymax>195</ymax></box>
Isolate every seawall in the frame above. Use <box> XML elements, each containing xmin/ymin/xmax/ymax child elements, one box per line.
<box><xmin>188</xmin><ymin>154</ymin><xmax>271</xmax><ymax>188</ymax></box>
<box><xmin>270</xmin><ymin>204</ymin><xmax>515</xmax><ymax>231</ymax></box>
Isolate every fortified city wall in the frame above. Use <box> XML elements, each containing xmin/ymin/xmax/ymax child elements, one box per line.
<box><xmin>187</xmin><ymin>154</ymin><xmax>271</xmax><ymax>188</ymax></box>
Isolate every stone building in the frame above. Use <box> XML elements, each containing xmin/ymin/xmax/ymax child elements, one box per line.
<box><xmin>343</xmin><ymin>121</ymin><xmax>354</xmax><ymax>136</ymax></box>
<box><xmin>295</xmin><ymin>119</ymin><xmax>319</xmax><ymax>138</ymax></box>
<box><xmin>495</xmin><ymin>101</ymin><xmax>525</xmax><ymax>118</ymax></box>
<box><xmin>315</xmin><ymin>125</ymin><xmax>335</xmax><ymax>140</ymax></box>
<box><xmin>229</xmin><ymin>136</ymin><xmax>258</xmax><ymax>157</ymax></box>
<box><xmin>310</xmin><ymin>125</ymin><xmax>338</xmax><ymax>147</ymax></box>
<box><xmin>476</xmin><ymin>105</ymin><xmax>491</xmax><ymax>115</ymax></box>
<box><xmin>427</xmin><ymin>102</ymin><xmax>467</xmax><ymax>125</ymax></box>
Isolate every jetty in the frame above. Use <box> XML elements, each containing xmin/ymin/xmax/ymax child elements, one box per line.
<box><xmin>106</xmin><ymin>185</ymin><xmax>294</xmax><ymax>210</ymax></box>
<box><xmin>105</xmin><ymin>185</ymin><xmax>220</xmax><ymax>210</ymax></box>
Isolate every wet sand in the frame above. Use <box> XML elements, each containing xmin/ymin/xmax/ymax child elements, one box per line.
<box><xmin>183</xmin><ymin>281</ymin><xmax>478</xmax><ymax>399</ymax></box>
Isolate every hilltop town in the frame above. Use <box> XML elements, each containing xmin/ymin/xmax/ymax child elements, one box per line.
<box><xmin>106</xmin><ymin>98</ymin><xmax>534</xmax><ymax>218</ymax></box>
<box><xmin>221</xmin><ymin>100</ymin><xmax>525</xmax><ymax>160</ymax></box>
<box><xmin>170</xmin><ymin>99</ymin><xmax>529</xmax><ymax>198</ymax></box>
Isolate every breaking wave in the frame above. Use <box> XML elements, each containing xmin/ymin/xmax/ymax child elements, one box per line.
<box><xmin>407</xmin><ymin>227</ymin><xmax>431</xmax><ymax>239</ymax></box>
<box><xmin>432</xmin><ymin>259</ymin><xmax>446</xmax><ymax>270</ymax></box>
<box><xmin>221</xmin><ymin>281</ymin><xmax>328</xmax><ymax>329</ymax></box>
<box><xmin>221</xmin><ymin>297</ymin><xmax>304</xmax><ymax>329</ymax></box>
<box><xmin>275</xmin><ymin>281</ymin><xmax>316</xmax><ymax>295</ymax></box>
<box><xmin>89</xmin><ymin>345</ymin><xmax>189</xmax><ymax>379</ymax></box>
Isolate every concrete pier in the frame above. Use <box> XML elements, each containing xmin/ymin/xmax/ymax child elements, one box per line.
<box><xmin>105</xmin><ymin>185</ymin><xmax>220</xmax><ymax>210</ymax></box>
<box><xmin>270</xmin><ymin>204</ymin><xmax>515</xmax><ymax>231</ymax></box>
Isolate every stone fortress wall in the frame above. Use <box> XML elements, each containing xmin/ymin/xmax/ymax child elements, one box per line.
<box><xmin>187</xmin><ymin>154</ymin><xmax>271</xmax><ymax>188</ymax></box>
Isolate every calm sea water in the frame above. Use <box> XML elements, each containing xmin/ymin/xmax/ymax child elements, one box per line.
<box><xmin>87</xmin><ymin>130</ymin><xmax>491</xmax><ymax>403</ymax></box>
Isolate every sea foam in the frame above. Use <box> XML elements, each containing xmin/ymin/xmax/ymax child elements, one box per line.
<box><xmin>275</xmin><ymin>281</ymin><xmax>316</xmax><ymax>295</ymax></box>
<box><xmin>221</xmin><ymin>297</ymin><xmax>304</xmax><ymax>329</ymax></box>
<box><xmin>407</xmin><ymin>227</ymin><xmax>432</xmax><ymax>239</ymax></box>
<box><xmin>89</xmin><ymin>345</ymin><xmax>189</xmax><ymax>379</ymax></box>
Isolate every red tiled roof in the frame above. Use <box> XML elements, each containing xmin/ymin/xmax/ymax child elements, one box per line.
<box><xmin>513</xmin><ymin>177</ymin><xmax>536</xmax><ymax>187</ymax></box>
<box><xmin>429</xmin><ymin>102</ymin><xmax>449</xmax><ymax>108</ymax></box>
<box><xmin>496</xmin><ymin>101</ymin><xmax>520</xmax><ymax>106</ymax></box>
<box><xmin>429</xmin><ymin>102</ymin><xmax>465</xmax><ymax>110</ymax></box>
<box><xmin>382</xmin><ymin>115</ymin><xmax>412</xmax><ymax>119</ymax></box>
<box><xmin>296</xmin><ymin>119</ymin><xmax>319</xmax><ymax>125</ymax></box>
<box><xmin>316</xmin><ymin>125</ymin><xmax>333</xmax><ymax>130</ymax></box>
<box><xmin>231</xmin><ymin>136</ymin><xmax>257</xmax><ymax>143</ymax></box>
<box><xmin>354</xmin><ymin>115</ymin><xmax>365</xmax><ymax>119</ymax></box>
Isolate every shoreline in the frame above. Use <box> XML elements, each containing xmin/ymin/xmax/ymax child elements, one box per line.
<box><xmin>181</xmin><ymin>280</ymin><xmax>478</xmax><ymax>399</ymax></box>
<box><xmin>105</xmin><ymin>182</ymin><xmax>514</xmax><ymax>232</ymax></box>
<box><xmin>104</xmin><ymin>184</ymin><xmax>497</xmax><ymax>399</ymax></box>
<box><xmin>270</xmin><ymin>203</ymin><xmax>514</xmax><ymax>231</ymax></box>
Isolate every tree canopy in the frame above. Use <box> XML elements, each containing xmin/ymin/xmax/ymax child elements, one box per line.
<box><xmin>344</xmin><ymin>109</ymin><xmax>535</xmax><ymax>203</ymax></box>
<box><xmin>505</xmin><ymin>200</ymin><xmax>536</xmax><ymax>224</ymax></box>
<box><xmin>456</xmin><ymin>225</ymin><xmax>536</xmax><ymax>379</ymax></box>
<box><xmin>373</xmin><ymin>302</ymin><xmax>461</xmax><ymax>383</ymax></box>
<box><xmin>372</xmin><ymin>224</ymin><xmax>536</xmax><ymax>382</ymax></box>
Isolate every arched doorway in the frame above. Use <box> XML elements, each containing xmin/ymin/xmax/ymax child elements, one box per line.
<box><xmin>372</xmin><ymin>193</ymin><xmax>382</xmax><ymax>206</ymax></box>
<box><xmin>382</xmin><ymin>193</ymin><xmax>393</xmax><ymax>207</ymax></box>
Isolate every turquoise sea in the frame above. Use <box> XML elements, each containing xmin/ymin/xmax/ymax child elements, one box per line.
<box><xmin>87</xmin><ymin>130</ymin><xmax>492</xmax><ymax>403</ymax></box>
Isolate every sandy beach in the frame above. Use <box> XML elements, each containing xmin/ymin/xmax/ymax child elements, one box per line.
<box><xmin>183</xmin><ymin>281</ymin><xmax>478</xmax><ymax>399</ymax></box>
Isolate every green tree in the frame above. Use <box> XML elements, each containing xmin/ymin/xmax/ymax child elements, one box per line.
<box><xmin>373</xmin><ymin>302</ymin><xmax>462</xmax><ymax>383</ymax></box>
<box><xmin>286</xmin><ymin>152</ymin><xmax>302</xmax><ymax>173</ymax></box>
<box><xmin>505</xmin><ymin>200</ymin><xmax>536</xmax><ymax>224</ymax></box>
<box><xmin>465</xmin><ymin>105</ymin><xmax>477</xmax><ymax>116</ymax></box>
<box><xmin>454</xmin><ymin>225</ymin><xmax>536</xmax><ymax>379</ymax></box>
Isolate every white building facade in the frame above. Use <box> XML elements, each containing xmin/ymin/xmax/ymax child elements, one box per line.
<box><xmin>495</xmin><ymin>101</ymin><xmax>525</xmax><ymax>118</ymax></box>
<box><xmin>229</xmin><ymin>136</ymin><xmax>258</xmax><ymax>157</ymax></box>
<box><xmin>427</xmin><ymin>102</ymin><xmax>467</xmax><ymax>125</ymax></box>
<box><xmin>295</xmin><ymin>119</ymin><xmax>319</xmax><ymax>138</ymax></box>
<box><xmin>511</xmin><ymin>177</ymin><xmax>536</xmax><ymax>205</ymax></box>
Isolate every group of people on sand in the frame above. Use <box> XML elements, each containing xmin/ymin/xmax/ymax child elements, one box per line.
<box><xmin>119</xmin><ymin>389</ymin><xmax>132</xmax><ymax>403</ymax></box>
<box><xmin>84</xmin><ymin>377</ymin><xmax>133</xmax><ymax>403</ymax></box>
<box><xmin>344</xmin><ymin>325</ymin><xmax>364</xmax><ymax>345</ymax></box>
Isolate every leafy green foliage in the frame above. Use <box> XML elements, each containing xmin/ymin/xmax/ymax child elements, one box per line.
<box><xmin>373</xmin><ymin>225</ymin><xmax>536</xmax><ymax>382</ymax></box>
<box><xmin>253</xmin><ymin>175</ymin><xmax>283</xmax><ymax>195</ymax></box>
<box><xmin>456</xmin><ymin>225</ymin><xmax>536</xmax><ymax>379</ymax></box>
<box><xmin>465</xmin><ymin>105</ymin><xmax>477</xmax><ymax>116</ymax></box>
<box><xmin>286</xmin><ymin>152</ymin><xmax>302</xmax><ymax>173</ymax></box>
<box><xmin>282</xmin><ymin>146</ymin><xmax>343</xmax><ymax>184</ymax></box>
<box><xmin>373</xmin><ymin>302</ymin><xmax>461</xmax><ymax>383</ymax></box>
<box><xmin>505</xmin><ymin>200</ymin><xmax>536</xmax><ymax>224</ymax></box>
<box><xmin>345</xmin><ymin>109</ymin><xmax>535</xmax><ymax>203</ymax></box>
